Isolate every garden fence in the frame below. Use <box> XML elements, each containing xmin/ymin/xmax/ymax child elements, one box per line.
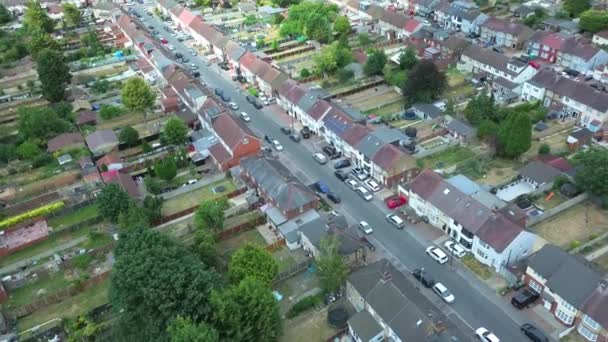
<box><xmin>272</xmin><ymin>259</ymin><xmax>313</xmax><ymax>285</ymax></box>
<box><xmin>5</xmin><ymin>192</ymin><xmax>62</xmax><ymax>216</ymax></box>
<box><xmin>526</xmin><ymin>193</ymin><xmax>588</xmax><ymax>227</ymax></box>
<box><xmin>218</xmin><ymin>215</ymin><xmax>266</xmax><ymax>241</ymax></box>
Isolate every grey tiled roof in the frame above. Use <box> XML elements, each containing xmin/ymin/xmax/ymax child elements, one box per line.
<box><xmin>518</xmin><ymin>160</ymin><xmax>562</xmax><ymax>185</ymax></box>
<box><xmin>348</xmin><ymin>310</ymin><xmax>382</xmax><ymax>342</ymax></box>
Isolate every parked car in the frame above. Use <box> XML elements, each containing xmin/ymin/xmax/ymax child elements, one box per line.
<box><xmin>215</xmin><ymin>88</ymin><xmax>224</xmax><ymax>96</ymax></box>
<box><xmin>386</xmin><ymin>214</ymin><xmax>404</xmax><ymax>229</ymax></box>
<box><xmin>334</xmin><ymin>159</ymin><xmax>351</xmax><ymax>169</ymax></box>
<box><xmin>334</xmin><ymin>170</ymin><xmax>348</xmax><ymax>181</ymax></box>
<box><xmin>167</xmin><ymin>44</ymin><xmax>176</xmax><ymax>51</ymax></box>
<box><xmin>229</xmin><ymin>102</ymin><xmax>238</xmax><ymax>110</ymax></box>
<box><xmin>314</xmin><ymin>181</ymin><xmax>330</xmax><ymax>194</ymax></box>
<box><xmin>386</xmin><ymin>195</ymin><xmax>407</xmax><ymax>209</ymax></box>
<box><xmin>475</xmin><ymin>327</ymin><xmax>500</xmax><ymax>342</ymax></box>
<box><xmin>444</xmin><ymin>241</ymin><xmax>466</xmax><ymax>258</ymax></box>
<box><xmin>511</xmin><ymin>288</ymin><xmax>539</xmax><ymax>309</ymax></box>
<box><xmin>327</xmin><ymin>192</ymin><xmax>341</xmax><ymax>204</ymax></box>
<box><xmin>313</xmin><ymin>153</ymin><xmax>328</xmax><ymax>164</ymax></box>
<box><xmin>520</xmin><ymin>323</ymin><xmax>548</xmax><ymax>342</ymax></box>
<box><xmin>280</xmin><ymin>127</ymin><xmax>291</xmax><ymax>135</ymax></box>
<box><xmin>289</xmin><ymin>133</ymin><xmax>301</xmax><ymax>142</ymax></box>
<box><xmin>356</xmin><ymin>186</ymin><xmax>373</xmax><ymax>201</ymax></box>
<box><xmin>264</xmin><ymin>135</ymin><xmax>274</xmax><ymax>143</ymax></box>
<box><xmin>246</xmin><ymin>95</ymin><xmax>256</xmax><ymax>104</ymax></box>
<box><xmin>322</xmin><ymin>145</ymin><xmax>337</xmax><ymax>157</ymax></box>
<box><xmin>345</xmin><ymin>178</ymin><xmax>359</xmax><ymax>190</ymax></box>
<box><xmin>412</xmin><ymin>268</ymin><xmax>435</xmax><ymax>288</ymax></box>
<box><xmin>300</xmin><ymin>126</ymin><xmax>311</xmax><ymax>139</ymax></box>
<box><xmin>239</xmin><ymin>112</ymin><xmax>251</xmax><ymax>122</ymax></box>
<box><xmin>160</xmin><ymin>37</ymin><xmax>168</xmax><ymax>44</ymax></box>
<box><xmin>365</xmin><ymin>179</ymin><xmax>380</xmax><ymax>192</ymax></box>
<box><xmin>188</xmin><ymin>48</ymin><xmax>198</xmax><ymax>56</ymax></box>
<box><xmin>220</xmin><ymin>93</ymin><xmax>231</xmax><ymax>102</ymax></box>
<box><xmin>271</xmin><ymin>139</ymin><xmax>283</xmax><ymax>151</ymax></box>
<box><xmin>188</xmin><ymin>63</ymin><xmax>198</xmax><ymax>70</ymax></box>
<box><xmin>432</xmin><ymin>283</ymin><xmax>455</xmax><ymax>303</ymax></box>
<box><xmin>426</xmin><ymin>246</ymin><xmax>448</xmax><ymax>264</ymax></box>
<box><xmin>253</xmin><ymin>101</ymin><xmax>263</xmax><ymax>109</ymax></box>
<box><xmin>359</xmin><ymin>221</ymin><xmax>373</xmax><ymax>235</ymax></box>
<box><xmin>351</xmin><ymin>168</ymin><xmax>369</xmax><ymax>181</ymax></box>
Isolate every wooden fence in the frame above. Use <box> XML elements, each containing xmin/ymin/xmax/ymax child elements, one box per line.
<box><xmin>217</xmin><ymin>215</ymin><xmax>266</xmax><ymax>241</ymax></box>
<box><xmin>330</xmin><ymin>79</ymin><xmax>386</xmax><ymax>99</ymax></box>
<box><xmin>265</xmin><ymin>239</ymin><xmax>286</xmax><ymax>252</ymax></box>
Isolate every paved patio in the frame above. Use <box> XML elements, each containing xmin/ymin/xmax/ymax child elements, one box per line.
<box><xmin>495</xmin><ymin>180</ymin><xmax>535</xmax><ymax>201</ymax></box>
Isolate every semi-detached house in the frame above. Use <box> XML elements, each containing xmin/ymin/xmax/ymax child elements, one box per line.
<box><xmin>480</xmin><ymin>17</ymin><xmax>533</xmax><ymax>49</ymax></box>
<box><xmin>433</xmin><ymin>0</ymin><xmax>488</xmax><ymax>35</ymax></box>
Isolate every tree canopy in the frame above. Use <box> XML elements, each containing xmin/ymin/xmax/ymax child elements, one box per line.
<box><xmin>211</xmin><ymin>277</ymin><xmax>282</xmax><ymax>342</ymax></box>
<box><xmin>579</xmin><ymin>10</ymin><xmax>608</xmax><ymax>33</ymax></box>
<box><xmin>402</xmin><ymin>60</ymin><xmax>446</xmax><ymax>103</ymax></box>
<box><xmin>314</xmin><ymin>41</ymin><xmax>352</xmax><ymax>75</ymax></box>
<box><xmin>316</xmin><ymin>235</ymin><xmax>347</xmax><ymax>294</ymax></box>
<box><xmin>121</xmin><ymin>77</ymin><xmax>155</xmax><ymax>113</ymax></box>
<box><xmin>194</xmin><ymin>198</ymin><xmax>229</xmax><ymax>234</ymax></box>
<box><xmin>168</xmin><ymin>316</ymin><xmax>219</xmax><ymax>342</ymax></box>
<box><xmin>28</xmin><ymin>30</ymin><xmax>60</xmax><ymax>60</ymax></box>
<box><xmin>109</xmin><ymin>228</ymin><xmax>222</xmax><ymax>341</ymax></box>
<box><xmin>24</xmin><ymin>0</ymin><xmax>54</xmax><ymax>33</ymax></box>
<box><xmin>464</xmin><ymin>92</ymin><xmax>497</xmax><ymax>125</ymax></box>
<box><xmin>0</xmin><ymin>4</ymin><xmax>12</xmax><ymax>24</ymax></box>
<box><xmin>563</xmin><ymin>0</ymin><xmax>591</xmax><ymax>17</ymax></box>
<box><xmin>280</xmin><ymin>2</ymin><xmax>338</xmax><ymax>43</ymax></box>
<box><xmin>573</xmin><ymin>148</ymin><xmax>608</xmax><ymax>197</ymax></box>
<box><xmin>163</xmin><ymin>117</ymin><xmax>188</xmax><ymax>146</ymax></box>
<box><xmin>193</xmin><ymin>230</ymin><xmax>219</xmax><ymax>267</ymax></box>
<box><xmin>97</xmin><ymin>184</ymin><xmax>132</xmax><ymax>223</ymax></box>
<box><xmin>17</xmin><ymin>141</ymin><xmax>41</xmax><ymax>160</ymax></box>
<box><xmin>118</xmin><ymin>203</ymin><xmax>151</xmax><ymax>231</ymax></box>
<box><xmin>334</xmin><ymin>15</ymin><xmax>351</xmax><ymax>40</ymax></box>
<box><xmin>37</xmin><ymin>48</ymin><xmax>71</xmax><ymax>103</ymax></box>
<box><xmin>229</xmin><ymin>244</ymin><xmax>279</xmax><ymax>286</ymax></box>
<box><xmin>18</xmin><ymin>106</ymin><xmax>72</xmax><ymax>142</ymax></box>
<box><xmin>119</xmin><ymin>126</ymin><xmax>140</xmax><ymax>147</ymax></box>
<box><xmin>399</xmin><ymin>47</ymin><xmax>418</xmax><ymax>70</ymax></box>
<box><xmin>154</xmin><ymin>157</ymin><xmax>177</xmax><ymax>181</ymax></box>
<box><xmin>364</xmin><ymin>49</ymin><xmax>387</xmax><ymax>76</ymax></box>
<box><xmin>62</xmin><ymin>3</ymin><xmax>82</xmax><ymax>27</ymax></box>
<box><xmin>497</xmin><ymin>111</ymin><xmax>532</xmax><ymax>158</ymax></box>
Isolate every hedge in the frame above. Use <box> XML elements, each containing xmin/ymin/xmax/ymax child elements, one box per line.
<box><xmin>286</xmin><ymin>294</ymin><xmax>323</xmax><ymax>319</ymax></box>
<box><xmin>0</xmin><ymin>201</ymin><xmax>65</xmax><ymax>231</ymax></box>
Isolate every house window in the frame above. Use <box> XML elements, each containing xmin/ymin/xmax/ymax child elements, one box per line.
<box><xmin>528</xmin><ymin>279</ymin><xmax>542</xmax><ymax>293</ymax></box>
<box><xmin>561</xmin><ymin>301</ymin><xmax>576</xmax><ymax>312</ymax></box>
<box><xmin>556</xmin><ymin>308</ymin><xmax>575</xmax><ymax>325</ymax></box>
<box><xmin>582</xmin><ymin>314</ymin><xmax>601</xmax><ymax>331</ymax></box>
<box><xmin>578</xmin><ymin>324</ymin><xmax>599</xmax><ymax>342</ymax></box>
<box><xmin>476</xmin><ymin>249</ymin><xmax>487</xmax><ymax>259</ymax></box>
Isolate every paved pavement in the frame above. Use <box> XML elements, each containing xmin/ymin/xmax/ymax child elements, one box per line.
<box><xmin>132</xmin><ymin>5</ymin><xmax>552</xmax><ymax>341</ymax></box>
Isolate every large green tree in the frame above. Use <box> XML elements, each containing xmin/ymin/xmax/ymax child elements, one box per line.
<box><xmin>316</xmin><ymin>235</ymin><xmax>347</xmax><ymax>294</ymax></box>
<box><xmin>314</xmin><ymin>41</ymin><xmax>352</xmax><ymax>75</ymax></box>
<box><xmin>399</xmin><ymin>47</ymin><xmax>418</xmax><ymax>70</ymax></box>
<box><xmin>402</xmin><ymin>60</ymin><xmax>446</xmax><ymax>103</ymax></box>
<box><xmin>121</xmin><ymin>77</ymin><xmax>155</xmax><ymax>118</ymax></box>
<box><xmin>579</xmin><ymin>10</ymin><xmax>608</xmax><ymax>33</ymax></box>
<box><xmin>163</xmin><ymin>117</ymin><xmax>188</xmax><ymax>146</ymax></box>
<box><xmin>563</xmin><ymin>0</ymin><xmax>590</xmax><ymax>17</ymax></box>
<box><xmin>497</xmin><ymin>111</ymin><xmax>532</xmax><ymax>158</ymax></box>
<box><xmin>24</xmin><ymin>0</ymin><xmax>54</xmax><ymax>33</ymax></box>
<box><xmin>573</xmin><ymin>148</ymin><xmax>608</xmax><ymax>197</ymax></box>
<box><xmin>229</xmin><ymin>244</ymin><xmax>279</xmax><ymax>286</ymax></box>
<box><xmin>118</xmin><ymin>203</ymin><xmax>151</xmax><ymax>231</ymax></box>
<box><xmin>143</xmin><ymin>195</ymin><xmax>163</xmax><ymax>223</ymax></box>
<box><xmin>98</xmin><ymin>184</ymin><xmax>132</xmax><ymax>223</ymax></box>
<box><xmin>119</xmin><ymin>126</ymin><xmax>140</xmax><ymax>147</ymax></box>
<box><xmin>0</xmin><ymin>4</ymin><xmax>13</xmax><ymax>24</ymax></box>
<box><xmin>0</xmin><ymin>144</ymin><xmax>17</xmax><ymax>164</ymax></box>
<box><xmin>211</xmin><ymin>277</ymin><xmax>282</xmax><ymax>342</ymax></box>
<box><xmin>364</xmin><ymin>49</ymin><xmax>387</xmax><ymax>76</ymax></box>
<box><xmin>193</xmin><ymin>230</ymin><xmax>219</xmax><ymax>267</ymax></box>
<box><xmin>279</xmin><ymin>2</ymin><xmax>338</xmax><ymax>43</ymax></box>
<box><xmin>334</xmin><ymin>15</ymin><xmax>351</xmax><ymax>40</ymax></box>
<box><xmin>29</xmin><ymin>30</ymin><xmax>60</xmax><ymax>60</ymax></box>
<box><xmin>154</xmin><ymin>157</ymin><xmax>177</xmax><ymax>181</ymax></box>
<box><xmin>17</xmin><ymin>140</ymin><xmax>41</xmax><ymax>160</ymax></box>
<box><xmin>110</xmin><ymin>228</ymin><xmax>222</xmax><ymax>341</ymax></box>
<box><xmin>464</xmin><ymin>92</ymin><xmax>496</xmax><ymax>125</ymax></box>
<box><xmin>167</xmin><ymin>316</ymin><xmax>219</xmax><ymax>342</ymax></box>
<box><xmin>62</xmin><ymin>3</ymin><xmax>82</xmax><ymax>27</ymax></box>
<box><xmin>194</xmin><ymin>198</ymin><xmax>229</xmax><ymax>234</ymax></box>
<box><xmin>37</xmin><ymin>48</ymin><xmax>71</xmax><ymax>103</ymax></box>
<box><xmin>18</xmin><ymin>106</ymin><xmax>71</xmax><ymax>141</ymax></box>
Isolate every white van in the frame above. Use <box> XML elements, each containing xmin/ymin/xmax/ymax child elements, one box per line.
<box><xmin>313</xmin><ymin>153</ymin><xmax>328</xmax><ymax>164</ymax></box>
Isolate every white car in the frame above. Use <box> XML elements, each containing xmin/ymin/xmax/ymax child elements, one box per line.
<box><xmin>189</xmin><ymin>63</ymin><xmax>198</xmax><ymax>70</ymax></box>
<box><xmin>345</xmin><ymin>178</ymin><xmax>359</xmax><ymax>190</ymax></box>
<box><xmin>229</xmin><ymin>102</ymin><xmax>238</xmax><ymax>110</ymax></box>
<box><xmin>365</xmin><ymin>179</ymin><xmax>381</xmax><ymax>192</ymax></box>
<box><xmin>359</xmin><ymin>221</ymin><xmax>373</xmax><ymax>235</ymax></box>
<box><xmin>432</xmin><ymin>283</ymin><xmax>455</xmax><ymax>304</ymax></box>
<box><xmin>271</xmin><ymin>139</ymin><xmax>283</xmax><ymax>151</ymax></box>
<box><xmin>386</xmin><ymin>214</ymin><xmax>404</xmax><ymax>229</ymax></box>
<box><xmin>313</xmin><ymin>153</ymin><xmax>328</xmax><ymax>164</ymax></box>
<box><xmin>240</xmin><ymin>112</ymin><xmax>251</xmax><ymax>122</ymax></box>
<box><xmin>426</xmin><ymin>246</ymin><xmax>448</xmax><ymax>264</ymax></box>
<box><xmin>356</xmin><ymin>186</ymin><xmax>373</xmax><ymax>201</ymax></box>
<box><xmin>351</xmin><ymin>168</ymin><xmax>369</xmax><ymax>181</ymax></box>
<box><xmin>475</xmin><ymin>327</ymin><xmax>500</xmax><ymax>342</ymax></box>
<box><xmin>186</xmin><ymin>179</ymin><xmax>197</xmax><ymax>185</ymax></box>
<box><xmin>444</xmin><ymin>241</ymin><xmax>466</xmax><ymax>258</ymax></box>
<box><xmin>167</xmin><ymin>44</ymin><xmax>176</xmax><ymax>50</ymax></box>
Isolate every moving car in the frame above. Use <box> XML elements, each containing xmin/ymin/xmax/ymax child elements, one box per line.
<box><xmin>365</xmin><ymin>179</ymin><xmax>380</xmax><ymax>192</ymax></box>
<box><xmin>386</xmin><ymin>214</ymin><xmax>404</xmax><ymax>229</ymax></box>
<box><xmin>426</xmin><ymin>246</ymin><xmax>448</xmax><ymax>264</ymax></box>
<box><xmin>359</xmin><ymin>221</ymin><xmax>373</xmax><ymax>235</ymax></box>
<box><xmin>432</xmin><ymin>283</ymin><xmax>455</xmax><ymax>304</ymax></box>
<box><xmin>327</xmin><ymin>192</ymin><xmax>341</xmax><ymax>204</ymax></box>
<box><xmin>229</xmin><ymin>102</ymin><xmax>238</xmax><ymax>110</ymax></box>
<box><xmin>345</xmin><ymin>179</ymin><xmax>358</xmax><ymax>190</ymax></box>
<box><xmin>356</xmin><ymin>186</ymin><xmax>373</xmax><ymax>201</ymax></box>
<box><xmin>313</xmin><ymin>153</ymin><xmax>328</xmax><ymax>165</ymax></box>
<box><xmin>511</xmin><ymin>288</ymin><xmax>539</xmax><ymax>309</ymax></box>
<box><xmin>334</xmin><ymin>170</ymin><xmax>348</xmax><ymax>181</ymax></box>
<box><xmin>239</xmin><ymin>112</ymin><xmax>251</xmax><ymax>122</ymax></box>
<box><xmin>314</xmin><ymin>181</ymin><xmax>330</xmax><ymax>194</ymax></box>
<box><xmin>386</xmin><ymin>195</ymin><xmax>407</xmax><ymax>209</ymax></box>
<box><xmin>334</xmin><ymin>159</ymin><xmax>351</xmax><ymax>169</ymax></box>
<box><xmin>412</xmin><ymin>268</ymin><xmax>435</xmax><ymax>288</ymax></box>
<box><xmin>475</xmin><ymin>327</ymin><xmax>500</xmax><ymax>342</ymax></box>
<box><xmin>271</xmin><ymin>139</ymin><xmax>283</xmax><ymax>151</ymax></box>
<box><xmin>520</xmin><ymin>323</ymin><xmax>548</xmax><ymax>342</ymax></box>
<box><xmin>443</xmin><ymin>241</ymin><xmax>466</xmax><ymax>258</ymax></box>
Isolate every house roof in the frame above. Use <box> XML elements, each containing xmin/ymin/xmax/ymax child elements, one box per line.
<box><xmin>462</xmin><ymin>45</ymin><xmax>524</xmax><ymax>77</ymax></box>
<box><xmin>404</xmin><ymin>18</ymin><xmax>421</xmax><ymax>33</ymax></box>
<box><xmin>518</xmin><ymin>160</ymin><xmax>562</xmax><ymax>184</ymax></box>
<box><xmin>225</xmin><ymin>40</ymin><xmax>246</xmax><ymax>62</ymax></box>
<box><xmin>101</xmin><ymin>170</ymin><xmax>140</xmax><ymax>198</ymax></box>
<box><xmin>528</xmin><ymin>31</ymin><xmax>568</xmax><ymax>51</ymax></box>
<box><xmin>561</xmin><ymin>39</ymin><xmax>602</xmax><ymax>61</ymax></box>
<box><xmin>348</xmin><ymin>310</ymin><xmax>383</xmax><ymax>342</ymax></box>
<box><xmin>381</xmin><ymin>11</ymin><xmax>408</xmax><ymax>29</ymax></box>
<box><xmin>528</xmin><ymin>244</ymin><xmax>603</xmax><ymax>307</ymax></box>
<box><xmin>96</xmin><ymin>150</ymin><xmax>121</xmax><ymax>169</ymax></box>
<box><xmin>364</xmin><ymin>4</ymin><xmax>385</xmax><ymax>20</ymax></box>
<box><xmin>178</xmin><ymin>8</ymin><xmax>197</xmax><ymax>27</ymax></box>
<box><xmin>322</xmin><ymin>108</ymin><xmax>353</xmax><ymax>138</ymax></box>
<box><xmin>482</xmin><ymin>17</ymin><xmax>533</xmax><ymax>40</ymax></box>
<box><xmin>241</xmin><ymin>156</ymin><xmax>317</xmax><ymax>214</ymax></box>
<box><xmin>535</xmin><ymin>154</ymin><xmax>573</xmax><ymax>172</ymax></box>
<box><xmin>446</xmin><ymin>118</ymin><xmax>475</xmax><ymax>137</ymax></box>
<box><xmin>86</xmin><ymin>130</ymin><xmax>119</xmax><ymax>153</ymax></box>
<box><xmin>77</xmin><ymin>110</ymin><xmax>97</xmax><ymax>126</ymax></box>
<box><xmin>79</xmin><ymin>156</ymin><xmax>94</xmax><ymax>169</ymax></box>
<box><xmin>580</xmin><ymin>281</ymin><xmax>608</xmax><ymax>330</ymax></box>
<box><xmin>212</xmin><ymin>113</ymin><xmax>259</xmax><ymax>151</ymax></box>
<box><xmin>527</xmin><ymin>69</ymin><xmax>608</xmax><ymax>113</ymax></box>
<box><xmin>372</xmin><ymin>144</ymin><xmax>416</xmax><ymax>172</ymax></box>
<box><xmin>442</xmin><ymin>36</ymin><xmax>471</xmax><ymax>53</ymax></box>
<box><xmin>47</xmin><ymin>132</ymin><xmax>84</xmax><ymax>153</ymax></box>
<box><xmin>259</xmin><ymin>65</ymin><xmax>288</xmax><ymax>89</ymax></box>
<box><xmin>308</xmin><ymin>100</ymin><xmax>333</xmax><ymax>121</ymax></box>
<box><xmin>209</xmin><ymin>143</ymin><xmax>232</xmax><ymax>164</ymax></box>
<box><xmin>475</xmin><ymin>213</ymin><xmax>523</xmax><ymax>252</ymax></box>
<box><xmin>412</xmin><ymin>103</ymin><xmax>443</xmax><ymax>119</ymax></box>
<box><xmin>342</xmin><ymin>124</ymin><xmax>372</xmax><ymax>146</ymax></box>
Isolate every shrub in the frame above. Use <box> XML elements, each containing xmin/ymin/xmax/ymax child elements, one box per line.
<box><xmin>299</xmin><ymin>68</ymin><xmax>311</xmax><ymax>78</ymax></box>
<box><xmin>538</xmin><ymin>143</ymin><xmax>550</xmax><ymax>154</ymax></box>
<box><xmin>247</xmin><ymin>87</ymin><xmax>259</xmax><ymax>97</ymax></box>
<box><xmin>286</xmin><ymin>294</ymin><xmax>323</xmax><ymax>318</ymax></box>
<box><xmin>0</xmin><ymin>201</ymin><xmax>65</xmax><ymax>230</ymax></box>
<box><xmin>568</xmin><ymin>240</ymin><xmax>581</xmax><ymax>251</ymax></box>
<box><xmin>99</xmin><ymin>105</ymin><xmax>124</xmax><ymax>120</ymax></box>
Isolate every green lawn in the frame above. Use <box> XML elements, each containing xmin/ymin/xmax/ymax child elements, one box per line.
<box><xmin>17</xmin><ymin>278</ymin><xmax>110</xmax><ymax>333</ymax></box>
<box><xmin>223</xmin><ymin>211</ymin><xmax>262</xmax><ymax>229</ymax></box>
<box><xmin>217</xmin><ymin>229</ymin><xmax>266</xmax><ymax>258</ymax></box>
<box><xmin>419</xmin><ymin>146</ymin><xmax>476</xmax><ymax>169</ymax></box>
<box><xmin>4</xmin><ymin>272</ymin><xmax>72</xmax><ymax>308</ymax></box>
<box><xmin>48</xmin><ymin>204</ymin><xmax>99</xmax><ymax>230</ymax></box>
<box><xmin>162</xmin><ymin>179</ymin><xmax>236</xmax><ymax>216</ymax></box>
<box><xmin>365</xmin><ymin>100</ymin><xmax>406</xmax><ymax>118</ymax></box>
<box><xmin>461</xmin><ymin>255</ymin><xmax>492</xmax><ymax>280</ymax></box>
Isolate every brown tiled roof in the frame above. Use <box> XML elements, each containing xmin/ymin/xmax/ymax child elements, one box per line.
<box><xmin>408</xmin><ymin>169</ymin><xmax>443</xmax><ymax>199</ymax></box>
<box><xmin>47</xmin><ymin>132</ymin><xmax>84</xmax><ymax>152</ymax></box>
<box><xmin>178</xmin><ymin>9</ymin><xmax>197</xmax><ymax>27</ymax></box>
<box><xmin>475</xmin><ymin>213</ymin><xmax>523</xmax><ymax>253</ymax></box>
<box><xmin>596</xmin><ymin>30</ymin><xmax>608</xmax><ymax>39</ymax></box>
<box><xmin>96</xmin><ymin>150</ymin><xmax>121</xmax><ymax>168</ymax></box>
<box><xmin>212</xmin><ymin>113</ymin><xmax>259</xmax><ymax>151</ymax></box>
<box><xmin>482</xmin><ymin>17</ymin><xmax>533</xmax><ymax>40</ymax></box>
<box><xmin>442</xmin><ymin>36</ymin><xmax>470</xmax><ymax>53</ymax></box>
<box><xmin>372</xmin><ymin>144</ymin><xmax>415</xmax><ymax>172</ymax></box>
<box><xmin>77</xmin><ymin>110</ymin><xmax>97</xmax><ymax>126</ymax></box>
<box><xmin>561</xmin><ymin>39</ymin><xmax>601</xmax><ymax>60</ymax></box>
<box><xmin>382</xmin><ymin>11</ymin><xmax>408</xmax><ymax>29</ymax></box>
<box><xmin>462</xmin><ymin>45</ymin><xmax>520</xmax><ymax>76</ymax></box>
<box><xmin>209</xmin><ymin>143</ymin><xmax>232</xmax><ymax>164</ymax></box>
<box><xmin>342</xmin><ymin>124</ymin><xmax>371</xmax><ymax>146</ymax></box>
<box><xmin>308</xmin><ymin>100</ymin><xmax>333</xmax><ymax>121</ymax></box>
<box><xmin>278</xmin><ymin>79</ymin><xmax>299</xmax><ymax>97</ymax></box>
<box><xmin>581</xmin><ymin>282</ymin><xmax>608</xmax><ymax>329</ymax></box>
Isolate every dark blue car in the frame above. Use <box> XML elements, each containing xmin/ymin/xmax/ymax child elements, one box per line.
<box><xmin>314</xmin><ymin>181</ymin><xmax>330</xmax><ymax>194</ymax></box>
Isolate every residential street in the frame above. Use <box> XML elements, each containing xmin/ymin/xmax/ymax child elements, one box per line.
<box><xmin>135</xmin><ymin>6</ymin><xmax>543</xmax><ymax>341</ymax></box>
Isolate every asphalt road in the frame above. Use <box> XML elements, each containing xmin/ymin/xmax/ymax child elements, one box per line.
<box><xmin>133</xmin><ymin>5</ymin><xmax>538</xmax><ymax>341</ymax></box>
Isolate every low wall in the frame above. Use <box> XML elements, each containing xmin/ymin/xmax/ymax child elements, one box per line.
<box><xmin>414</xmin><ymin>140</ymin><xmax>459</xmax><ymax>159</ymax></box>
<box><xmin>527</xmin><ymin>193</ymin><xmax>588</xmax><ymax>227</ymax></box>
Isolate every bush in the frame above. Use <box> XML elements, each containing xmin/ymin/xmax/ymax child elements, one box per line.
<box><xmin>538</xmin><ymin>143</ymin><xmax>550</xmax><ymax>155</ymax></box>
<box><xmin>0</xmin><ymin>201</ymin><xmax>65</xmax><ymax>230</ymax></box>
<box><xmin>299</xmin><ymin>68</ymin><xmax>311</xmax><ymax>78</ymax></box>
<box><xmin>32</xmin><ymin>153</ymin><xmax>55</xmax><ymax>168</ymax></box>
<box><xmin>247</xmin><ymin>87</ymin><xmax>259</xmax><ymax>97</ymax></box>
<box><xmin>286</xmin><ymin>294</ymin><xmax>323</xmax><ymax>318</ymax></box>
<box><xmin>99</xmin><ymin>105</ymin><xmax>124</xmax><ymax>120</ymax></box>
<box><xmin>569</xmin><ymin>240</ymin><xmax>581</xmax><ymax>251</ymax></box>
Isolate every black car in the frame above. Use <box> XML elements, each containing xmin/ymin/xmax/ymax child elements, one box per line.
<box><xmin>301</xmin><ymin>126</ymin><xmax>311</xmax><ymax>139</ymax></box>
<box><xmin>511</xmin><ymin>288</ymin><xmax>539</xmax><ymax>309</ymax></box>
<box><xmin>327</xmin><ymin>192</ymin><xmax>341</xmax><ymax>204</ymax></box>
<box><xmin>412</xmin><ymin>268</ymin><xmax>435</xmax><ymax>288</ymax></box>
<box><xmin>220</xmin><ymin>93</ymin><xmax>231</xmax><ymax>102</ymax></box>
<box><xmin>280</xmin><ymin>127</ymin><xmax>291</xmax><ymax>135</ymax></box>
<box><xmin>253</xmin><ymin>101</ymin><xmax>263</xmax><ymax>109</ymax></box>
<box><xmin>330</xmin><ymin>151</ymin><xmax>342</xmax><ymax>160</ymax></box>
<box><xmin>220</xmin><ymin>63</ymin><xmax>230</xmax><ymax>71</ymax></box>
<box><xmin>264</xmin><ymin>135</ymin><xmax>273</xmax><ymax>143</ymax></box>
<box><xmin>193</xmin><ymin>71</ymin><xmax>200</xmax><ymax>78</ymax></box>
<box><xmin>215</xmin><ymin>88</ymin><xmax>224</xmax><ymax>96</ymax></box>
<box><xmin>177</xmin><ymin>37</ymin><xmax>184</xmax><ymax>42</ymax></box>
<box><xmin>334</xmin><ymin>159</ymin><xmax>351</xmax><ymax>169</ymax></box>
<box><xmin>175</xmin><ymin>52</ymin><xmax>183</xmax><ymax>59</ymax></box>
<box><xmin>147</xmin><ymin>25</ymin><xmax>155</xmax><ymax>30</ymax></box>
<box><xmin>334</xmin><ymin>170</ymin><xmax>348</xmax><ymax>181</ymax></box>
<box><xmin>520</xmin><ymin>323</ymin><xmax>548</xmax><ymax>342</ymax></box>
<box><xmin>322</xmin><ymin>145</ymin><xmax>336</xmax><ymax>157</ymax></box>
<box><xmin>246</xmin><ymin>95</ymin><xmax>256</xmax><ymax>104</ymax></box>
<box><xmin>289</xmin><ymin>133</ymin><xmax>301</xmax><ymax>142</ymax></box>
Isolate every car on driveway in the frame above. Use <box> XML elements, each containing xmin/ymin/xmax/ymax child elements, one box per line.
<box><xmin>511</xmin><ymin>288</ymin><xmax>539</xmax><ymax>309</ymax></box>
<box><xmin>475</xmin><ymin>327</ymin><xmax>500</xmax><ymax>342</ymax></box>
<box><xmin>239</xmin><ymin>112</ymin><xmax>251</xmax><ymax>122</ymax></box>
<box><xmin>443</xmin><ymin>241</ymin><xmax>466</xmax><ymax>258</ymax></box>
<box><xmin>229</xmin><ymin>102</ymin><xmax>238</xmax><ymax>110</ymax></box>
<box><xmin>314</xmin><ymin>181</ymin><xmax>330</xmax><ymax>194</ymax></box>
<box><xmin>412</xmin><ymin>268</ymin><xmax>435</xmax><ymax>288</ymax></box>
<box><xmin>313</xmin><ymin>153</ymin><xmax>328</xmax><ymax>164</ymax></box>
<box><xmin>386</xmin><ymin>214</ymin><xmax>404</xmax><ymax>229</ymax></box>
<box><xmin>327</xmin><ymin>193</ymin><xmax>341</xmax><ymax>204</ymax></box>
<box><xmin>520</xmin><ymin>323</ymin><xmax>548</xmax><ymax>342</ymax></box>
<box><xmin>386</xmin><ymin>195</ymin><xmax>407</xmax><ymax>209</ymax></box>
<box><xmin>334</xmin><ymin>170</ymin><xmax>348</xmax><ymax>181</ymax></box>
<box><xmin>334</xmin><ymin>159</ymin><xmax>351</xmax><ymax>169</ymax></box>
<box><xmin>365</xmin><ymin>179</ymin><xmax>380</xmax><ymax>192</ymax></box>
<box><xmin>351</xmin><ymin>168</ymin><xmax>369</xmax><ymax>181</ymax></box>
<box><xmin>426</xmin><ymin>246</ymin><xmax>448</xmax><ymax>264</ymax></box>
<box><xmin>356</xmin><ymin>186</ymin><xmax>373</xmax><ymax>201</ymax></box>
<box><xmin>359</xmin><ymin>221</ymin><xmax>373</xmax><ymax>235</ymax></box>
<box><xmin>271</xmin><ymin>139</ymin><xmax>283</xmax><ymax>151</ymax></box>
<box><xmin>432</xmin><ymin>283</ymin><xmax>455</xmax><ymax>304</ymax></box>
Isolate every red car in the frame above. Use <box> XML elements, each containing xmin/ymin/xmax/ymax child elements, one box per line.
<box><xmin>160</xmin><ymin>37</ymin><xmax>168</xmax><ymax>44</ymax></box>
<box><xmin>386</xmin><ymin>195</ymin><xmax>407</xmax><ymax>209</ymax></box>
